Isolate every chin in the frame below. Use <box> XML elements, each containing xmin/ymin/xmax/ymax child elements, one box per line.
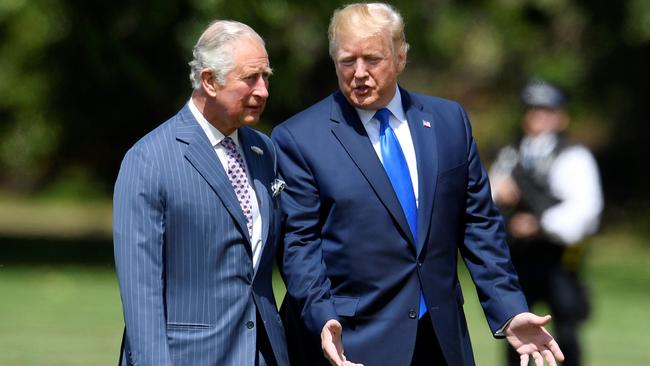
<box><xmin>349</xmin><ymin>96</ymin><xmax>379</xmax><ymax>110</ymax></box>
<box><xmin>242</xmin><ymin>116</ymin><xmax>261</xmax><ymax>125</ymax></box>
<box><xmin>357</xmin><ymin>100</ymin><xmax>381</xmax><ymax>110</ymax></box>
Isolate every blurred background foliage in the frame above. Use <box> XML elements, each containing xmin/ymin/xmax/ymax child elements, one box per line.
<box><xmin>2</xmin><ymin>1</ymin><xmax>650</xmax><ymax>365</ymax></box>
<box><xmin>0</xmin><ymin>0</ymin><xmax>649</xmax><ymax>221</ymax></box>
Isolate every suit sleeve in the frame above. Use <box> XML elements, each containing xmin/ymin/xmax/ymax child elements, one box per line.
<box><xmin>272</xmin><ymin>125</ymin><xmax>339</xmax><ymax>336</ymax></box>
<box><xmin>113</xmin><ymin>144</ymin><xmax>172</xmax><ymax>365</ymax></box>
<box><xmin>456</xmin><ymin>106</ymin><xmax>529</xmax><ymax>335</ymax></box>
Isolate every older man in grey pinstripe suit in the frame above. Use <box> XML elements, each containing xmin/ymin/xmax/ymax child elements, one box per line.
<box><xmin>113</xmin><ymin>20</ymin><xmax>288</xmax><ymax>366</ymax></box>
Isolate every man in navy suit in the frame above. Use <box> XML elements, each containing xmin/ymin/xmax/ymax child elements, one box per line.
<box><xmin>113</xmin><ymin>20</ymin><xmax>288</xmax><ymax>366</ymax></box>
<box><xmin>273</xmin><ymin>3</ymin><xmax>565</xmax><ymax>366</ymax></box>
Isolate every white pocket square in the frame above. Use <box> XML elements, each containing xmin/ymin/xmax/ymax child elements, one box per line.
<box><xmin>271</xmin><ymin>178</ymin><xmax>286</xmax><ymax>197</ymax></box>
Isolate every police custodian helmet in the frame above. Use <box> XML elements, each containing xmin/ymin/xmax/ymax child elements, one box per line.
<box><xmin>521</xmin><ymin>79</ymin><xmax>567</xmax><ymax>109</ymax></box>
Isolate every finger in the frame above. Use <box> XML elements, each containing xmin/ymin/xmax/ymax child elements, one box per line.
<box><xmin>322</xmin><ymin>342</ymin><xmax>344</xmax><ymax>365</ymax></box>
<box><xmin>520</xmin><ymin>354</ymin><xmax>529</xmax><ymax>366</ymax></box>
<box><xmin>323</xmin><ymin>347</ymin><xmax>343</xmax><ymax>366</ymax></box>
<box><xmin>532</xmin><ymin>351</ymin><xmax>543</xmax><ymax>366</ymax></box>
<box><xmin>546</xmin><ymin>339</ymin><xmax>565</xmax><ymax>362</ymax></box>
<box><xmin>527</xmin><ymin>314</ymin><xmax>552</xmax><ymax>327</ymax></box>
<box><xmin>542</xmin><ymin>347</ymin><xmax>557</xmax><ymax>366</ymax></box>
<box><xmin>539</xmin><ymin>314</ymin><xmax>552</xmax><ymax>325</ymax></box>
<box><xmin>321</xmin><ymin>320</ymin><xmax>346</xmax><ymax>365</ymax></box>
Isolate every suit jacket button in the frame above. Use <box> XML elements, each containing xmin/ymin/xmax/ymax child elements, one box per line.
<box><xmin>246</xmin><ymin>320</ymin><xmax>255</xmax><ymax>329</ymax></box>
<box><xmin>408</xmin><ymin>309</ymin><xmax>417</xmax><ymax>319</ymax></box>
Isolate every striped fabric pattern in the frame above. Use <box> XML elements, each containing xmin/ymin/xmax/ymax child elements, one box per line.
<box><xmin>113</xmin><ymin>104</ymin><xmax>288</xmax><ymax>366</ymax></box>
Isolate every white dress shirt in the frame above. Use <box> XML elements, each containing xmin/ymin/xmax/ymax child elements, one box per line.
<box><xmin>355</xmin><ymin>87</ymin><xmax>419</xmax><ymax>206</ymax></box>
<box><xmin>188</xmin><ymin>99</ymin><xmax>263</xmax><ymax>269</ymax></box>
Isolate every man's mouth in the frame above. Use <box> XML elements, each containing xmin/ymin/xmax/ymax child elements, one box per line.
<box><xmin>246</xmin><ymin>104</ymin><xmax>264</xmax><ymax>112</ymax></box>
<box><xmin>353</xmin><ymin>85</ymin><xmax>370</xmax><ymax>95</ymax></box>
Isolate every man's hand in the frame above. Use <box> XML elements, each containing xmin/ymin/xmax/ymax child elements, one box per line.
<box><xmin>509</xmin><ymin>212</ymin><xmax>540</xmax><ymax>239</ymax></box>
<box><xmin>506</xmin><ymin>312</ymin><xmax>565</xmax><ymax>366</ymax></box>
<box><xmin>493</xmin><ymin>176</ymin><xmax>521</xmax><ymax>207</ymax></box>
<box><xmin>321</xmin><ymin>319</ymin><xmax>364</xmax><ymax>366</ymax></box>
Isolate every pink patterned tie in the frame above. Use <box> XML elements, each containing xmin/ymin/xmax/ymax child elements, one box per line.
<box><xmin>222</xmin><ymin>137</ymin><xmax>253</xmax><ymax>238</ymax></box>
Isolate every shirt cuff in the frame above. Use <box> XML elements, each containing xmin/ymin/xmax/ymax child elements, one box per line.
<box><xmin>494</xmin><ymin>316</ymin><xmax>514</xmax><ymax>339</ymax></box>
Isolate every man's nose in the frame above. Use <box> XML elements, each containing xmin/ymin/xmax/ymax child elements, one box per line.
<box><xmin>353</xmin><ymin>59</ymin><xmax>369</xmax><ymax>78</ymax></box>
<box><xmin>253</xmin><ymin>77</ymin><xmax>269</xmax><ymax>98</ymax></box>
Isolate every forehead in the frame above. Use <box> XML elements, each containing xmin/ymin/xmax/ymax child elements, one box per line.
<box><xmin>238</xmin><ymin>59</ymin><xmax>271</xmax><ymax>76</ymax></box>
<box><xmin>231</xmin><ymin>38</ymin><xmax>270</xmax><ymax>72</ymax></box>
<box><xmin>526</xmin><ymin>108</ymin><xmax>561</xmax><ymax>117</ymax></box>
<box><xmin>335</xmin><ymin>33</ymin><xmax>392</xmax><ymax>57</ymax></box>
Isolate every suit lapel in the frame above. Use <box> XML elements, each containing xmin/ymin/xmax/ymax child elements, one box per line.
<box><xmin>175</xmin><ymin>106</ymin><xmax>252</xmax><ymax>246</ymax></box>
<box><xmin>401</xmin><ymin>89</ymin><xmax>438</xmax><ymax>255</ymax></box>
<box><xmin>329</xmin><ymin>92</ymin><xmax>416</xmax><ymax>247</ymax></box>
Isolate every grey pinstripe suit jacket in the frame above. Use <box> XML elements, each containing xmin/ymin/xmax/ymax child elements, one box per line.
<box><xmin>113</xmin><ymin>104</ymin><xmax>289</xmax><ymax>366</ymax></box>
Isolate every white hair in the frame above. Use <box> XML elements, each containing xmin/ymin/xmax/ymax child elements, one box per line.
<box><xmin>189</xmin><ymin>20</ymin><xmax>265</xmax><ymax>89</ymax></box>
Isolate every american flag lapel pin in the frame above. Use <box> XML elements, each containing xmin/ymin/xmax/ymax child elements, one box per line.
<box><xmin>422</xmin><ymin>120</ymin><xmax>431</xmax><ymax>128</ymax></box>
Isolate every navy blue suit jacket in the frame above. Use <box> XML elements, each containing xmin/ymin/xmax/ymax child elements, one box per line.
<box><xmin>113</xmin><ymin>104</ymin><xmax>289</xmax><ymax>366</ymax></box>
<box><xmin>272</xmin><ymin>88</ymin><xmax>528</xmax><ymax>366</ymax></box>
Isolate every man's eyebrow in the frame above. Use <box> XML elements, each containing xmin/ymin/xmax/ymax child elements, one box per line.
<box><xmin>241</xmin><ymin>66</ymin><xmax>273</xmax><ymax>77</ymax></box>
<box><xmin>263</xmin><ymin>66</ymin><xmax>274</xmax><ymax>75</ymax></box>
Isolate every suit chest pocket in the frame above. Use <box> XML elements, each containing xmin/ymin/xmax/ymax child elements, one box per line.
<box><xmin>333</xmin><ymin>296</ymin><xmax>360</xmax><ymax>317</ymax></box>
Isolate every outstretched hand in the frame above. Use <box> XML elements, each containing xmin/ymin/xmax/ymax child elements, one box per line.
<box><xmin>506</xmin><ymin>312</ymin><xmax>565</xmax><ymax>366</ymax></box>
<box><xmin>321</xmin><ymin>319</ymin><xmax>364</xmax><ymax>366</ymax></box>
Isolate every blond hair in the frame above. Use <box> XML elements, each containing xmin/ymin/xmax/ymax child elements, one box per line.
<box><xmin>328</xmin><ymin>3</ymin><xmax>409</xmax><ymax>59</ymax></box>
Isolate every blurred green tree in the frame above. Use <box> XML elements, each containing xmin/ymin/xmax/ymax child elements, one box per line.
<box><xmin>0</xmin><ymin>0</ymin><xmax>648</xmax><ymax>217</ymax></box>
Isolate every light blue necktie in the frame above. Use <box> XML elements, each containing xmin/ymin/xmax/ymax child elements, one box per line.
<box><xmin>375</xmin><ymin>108</ymin><xmax>427</xmax><ymax>319</ymax></box>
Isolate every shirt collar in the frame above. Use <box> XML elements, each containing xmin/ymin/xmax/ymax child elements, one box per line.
<box><xmin>188</xmin><ymin>98</ymin><xmax>240</xmax><ymax>147</ymax></box>
<box><xmin>355</xmin><ymin>86</ymin><xmax>405</xmax><ymax>126</ymax></box>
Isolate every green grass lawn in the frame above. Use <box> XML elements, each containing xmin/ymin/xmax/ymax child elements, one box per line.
<box><xmin>0</xmin><ymin>264</ymin><xmax>123</xmax><ymax>365</ymax></box>
<box><xmin>0</xmin><ymin>229</ymin><xmax>648</xmax><ymax>365</ymax></box>
<box><xmin>460</xmin><ymin>230</ymin><xmax>650</xmax><ymax>365</ymax></box>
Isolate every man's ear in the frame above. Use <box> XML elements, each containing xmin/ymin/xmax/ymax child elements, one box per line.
<box><xmin>200</xmin><ymin>69</ymin><xmax>218</xmax><ymax>97</ymax></box>
<box><xmin>396</xmin><ymin>48</ymin><xmax>407</xmax><ymax>74</ymax></box>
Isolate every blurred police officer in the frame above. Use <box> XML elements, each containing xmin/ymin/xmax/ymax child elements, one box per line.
<box><xmin>490</xmin><ymin>79</ymin><xmax>604</xmax><ymax>366</ymax></box>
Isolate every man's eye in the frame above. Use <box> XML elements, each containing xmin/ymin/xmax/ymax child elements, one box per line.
<box><xmin>242</xmin><ymin>74</ymin><xmax>260</xmax><ymax>83</ymax></box>
<box><xmin>339</xmin><ymin>59</ymin><xmax>354</xmax><ymax>67</ymax></box>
